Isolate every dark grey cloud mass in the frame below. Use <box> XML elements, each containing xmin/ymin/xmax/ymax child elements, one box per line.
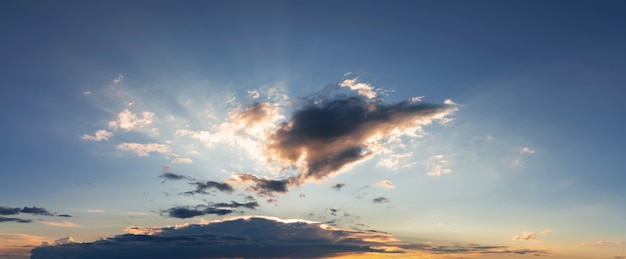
<box><xmin>264</xmin><ymin>94</ymin><xmax>455</xmax><ymax>187</ymax></box>
<box><xmin>0</xmin><ymin>206</ymin><xmax>71</xmax><ymax>223</ymax></box>
<box><xmin>163</xmin><ymin>201</ymin><xmax>259</xmax><ymax>219</ymax></box>
<box><xmin>232</xmin><ymin>173</ymin><xmax>292</xmax><ymax>197</ymax></box>
<box><xmin>0</xmin><ymin>216</ymin><xmax>32</xmax><ymax>223</ymax></box>
<box><xmin>30</xmin><ymin>217</ymin><xmax>549</xmax><ymax>259</ymax></box>
<box><xmin>188</xmin><ymin>181</ymin><xmax>234</xmax><ymax>195</ymax></box>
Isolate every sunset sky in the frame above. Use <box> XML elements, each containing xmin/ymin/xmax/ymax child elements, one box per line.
<box><xmin>1</xmin><ymin>1</ymin><xmax>625</xmax><ymax>258</ymax></box>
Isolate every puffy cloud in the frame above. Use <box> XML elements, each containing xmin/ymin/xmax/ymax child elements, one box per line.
<box><xmin>521</xmin><ymin>147</ymin><xmax>535</xmax><ymax>154</ymax></box>
<box><xmin>108</xmin><ymin>109</ymin><xmax>155</xmax><ymax>131</ymax></box>
<box><xmin>117</xmin><ymin>142</ymin><xmax>171</xmax><ymax>157</ymax></box>
<box><xmin>425</xmin><ymin>154</ymin><xmax>452</xmax><ymax>177</ymax></box>
<box><xmin>512</xmin><ymin>231</ymin><xmax>536</xmax><ymax>241</ymax></box>
<box><xmin>375</xmin><ymin>180</ymin><xmax>394</xmax><ymax>189</ymax></box>
<box><xmin>339</xmin><ymin>78</ymin><xmax>378</xmax><ymax>99</ymax></box>
<box><xmin>266</xmin><ymin>94</ymin><xmax>456</xmax><ymax>185</ymax></box>
<box><xmin>163</xmin><ymin>201</ymin><xmax>259</xmax><ymax>219</ymax></box>
<box><xmin>30</xmin><ymin>216</ymin><xmax>548</xmax><ymax>259</ymax></box>
<box><xmin>81</xmin><ymin>129</ymin><xmax>113</xmax><ymax>141</ymax></box>
<box><xmin>373</xmin><ymin>197</ymin><xmax>390</xmax><ymax>203</ymax></box>
<box><xmin>53</xmin><ymin>236</ymin><xmax>76</xmax><ymax>245</ymax></box>
<box><xmin>331</xmin><ymin>183</ymin><xmax>346</xmax><ymax>191</ymax></box>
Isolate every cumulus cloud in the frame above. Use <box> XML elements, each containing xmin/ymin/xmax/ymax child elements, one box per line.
<box><xmin>117</xmin><ymin>142</ymin><xmax>171</xmax><ymax>157</ymax></box>
<box><xmin>30</xmin><ymin>216</ymin><xmax>548</xmax><ymax>259</ymax></box>
<box><xmin>81</xmin><ymin>129</ymin><xmax>113</xmax><ymax>141</ymax></box>
<box><xmin>163</xmin><ymin>201</ymin><xmax>259</xmax><ymax>219</ymax></box>
<box><xmin>425</xmin><ymin>154</ymin><xmax>452</xmax><ymax>177</ymax></box>
<box><xmin>512</xmin><ymin>231</ymin><xmax>536</xmax><ymax>241</ymax></box>
<box><xmin>266</xmin><ymin>93</ymin><xmax>456</xmax><ymax>185</ymax></box>
<box><xmin>521</xmin><ymin>147</ymin><xmax>535</xmax><ymax>154</ymax></box>
<box><xmin>339</xmin><ymin>78</ymin><xmax>378</xmax><ymax>99</ymax></box>
<box><xmin>375</xmin><ymin>180</ymin><xmax>394</xmax><ymax>189</ymax></box>
<box><xmin>108</xmin><ymin>109</ymin><xmax>155</xmax><ymax>131</ymax></box>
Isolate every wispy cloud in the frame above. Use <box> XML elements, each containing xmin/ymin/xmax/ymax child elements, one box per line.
<box><xmin>229</xmin><ymin>173</ymin><xmax>291</xmax><ymax>197</ymax></box>
<box><xmin>171</xmin><ymin>157</ymin><xmax>192</xmax><ymax>164</ymax></box>
<box><xmin>578</xmin><ymin>240</ymin><xmax>624</xmax><ymax>246</ymax></box>
<box><xmin>331</xmin><ymin>183</ymin><xmax>346</xmax><ymax>191</ymax></box>
<box><xmin>521</xmin><ymin>147</ymin><xmax>535</xmax><ymax>154</ymax></box>
<box><xmin>39</xmin><ymin>221</ymin><xmax>80</xmax><ymax>227</ymax></box>
<box><xmin>339</xmin><ymin>78</ymin><xmax>378</xmax><ymax>99</ymax></box>
<box><xmin>425</xmin><ymin>155</ymin><xmax>452</xmax><ymax>177</ymax></box>
<box><xmin>184</xmin><ymin>181</ymin><xmax>235</xmax><ymax>195</ymax></box>
<box><xmin>0</xmin><ymin>216</ymin><xmax>32</xmax><ymax>223</ymax></box>
<box><xmin>373</xmin><ymin>197</ymin><xmax>390</xmax><ymax>203</ymax></box>
<box><xmin>117</xmin><ymin>142</ymin><xmax>171</xmax><ymax>157</ymax></box>
<box><xmin>0</xmin><ymin>206</ymin><xmax>72</xmax><ymax>224</ymax></box>
<box><xmin>112</xmin><ymin>74</ymin><xmax>123</xmax><ymax>85</ymax></box>
<box><xmin>163</xmin><ymin>201</ymin><xmax>259</xmax><ymax>219</ymax></box>
<box><xmin>81</xmin><ymin>129</ymin><xmax>113</xmax><ymax>141</ymax></box>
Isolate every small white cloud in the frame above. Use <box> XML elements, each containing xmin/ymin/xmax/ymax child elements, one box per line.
<box><xmin>112</xmin><ymin>74</ymin><xmax>123</xmax><ymax>85</ymax></box>
<box><xmin>542</xmin><ymin>229</ymin><xmax>552</xmax><ymax>235</ymax></box>
<box><xmin>81</xmin><ymin>130</ymin><xmax>113</xmax><ymax>141</ymax></box>
<box><xmin>426</xmin><ymin>155</ymin><xmax>452</xmax><ymax>177</ymax></box>
<box><xmin>374</xmin><ymin>180</ymin><xmax>394</xmax><ymax>189</ymax></box>
<box><xmin>171</xmin><ymin>157</ymin><xmax>193</xmax><ymax>164</ymax></box>
<box><xmin>339</xmin><ymin>78</ymin><xmax>377</xmax><ymax>99</ymax></box>
<box><xmin>117</xmin><ymin>142</ymin><xmax>171</xmax><ymax>157</ymax></box>
<box><xmin>82</xmin><ymin>91</ymin><xmax>91</xmax><ymax>95</ymax></box>
<box><xmin>85</xmin><ymin>209</ymin><xmax>104</xmax><ymax>213</ymax></box>
<box><xmin>521</xmin><ymin>147</ymin><xmax>535</xmax><ymax>154</ymax></box>
<box><xmin>512</xmin><ymin>231</ymin><xmax>536</xmax><ymax>241</ymax></box>
<box><xmin>108</xmin><ymin>109</ymin><xmax>155</xmax><ymax>131</ymax></box>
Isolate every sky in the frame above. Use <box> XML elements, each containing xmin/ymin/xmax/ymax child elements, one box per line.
<box><xmin>1</xmin><ymin>0</ymin><xmax>625</xmax><ymax>258</ymax></box>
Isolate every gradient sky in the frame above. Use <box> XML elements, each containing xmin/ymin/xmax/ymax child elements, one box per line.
<box><xmin>1</xmin><ymin>1</ymin><xmax>625</xmax><ymax>258</ymax></box>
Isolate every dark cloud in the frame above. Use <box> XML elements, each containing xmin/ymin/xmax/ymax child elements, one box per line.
<box><xmin>232</xmin><ymin>173</ymin><xmax>291</xmax><ymax>196</ymax></box>
<box><xmin>372</xmin><ymin>196</ymin><xmax>390</xmax><ymax>203</ymax></box>
<box><xmin>30</xmin><ymin>216</ymin><xmax>549</xmax><ymax>259</ymax></box>
<box><xmin>160</xmin><ymin>172</ymin><xmax>187</xmax><ymax>181</ymax></box>
<box><xmin>190</xmin><ymin>181</ymin><xmax>234</xmax><ymax>194</ymax></box>
<box><xmin>0</xmin><ymin>216</ymin><xmax>32</xmax><ymax>223</ymax></box>
<box><xmin>0</xmin><ymin>206</ymin><xmax>21</xmax><ymax>215</ymax></box>
<box><xmin>0</xmin><ymin>206</ymin><xmax>71</xmax><ymax>223</ymax></box>
<box><xmin>30</xmin><ymin>217</ymin><xmax>388</xmax><ymax>259</ymax></box>
<box><xmin>163</xmin><ymin>201</ymin><xmax>259</xmax><ymax>219</ymax></box>
<box><xmin>265</xmin><ymin>93</ymin><xmax>456</xmax><ymax>185</ymax></box>
<box><xmin>331</xmin><ymin>183</ymin><xmax>345</xmax><ymax>191</ymax></box>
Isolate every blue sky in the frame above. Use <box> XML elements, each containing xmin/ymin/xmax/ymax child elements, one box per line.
<box><xmin>1</xmin><ymin>1</ymin><xmax>625</xmax><ymax>258</ymax></box>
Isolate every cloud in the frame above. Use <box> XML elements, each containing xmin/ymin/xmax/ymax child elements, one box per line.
<box><xmin>373</xmin><ymin>197</ymin><xmax>390</xmax><ymax>203</ymax></box>
<box><xmin>375</xmin><ymin>180</ymin><xmax>394</xmax><ymax>189</ymax></box>
<box><xmin>579</xmin><ymin>241</ymin><xmax>625</xmax><ymax>246</ymax></box>
<box><xmin>108</xmin><ymin>109</ymin><xmax>155</xmax><ymax>131</ymax></box>
<box><xmin>117</xmin><ymin>142</ymin><xmax>171</xmax><ymax>157</ymax></box>
<box><xmin>266</xmin><ymin>92</ymin><xmax>456</xmax><ymax>185</ymax></box>
<box><xmin>186</xmin><ymin>181</ymin><xmax>235</xmax><ymax>195</ymax></box>
<box><xmin>512</xmin><ymin>231</ymin><xmax>536</xmax><ymax>241</ymax></box>
<box><xmin>81</xmin><ymin>129</ymin><xmax>113</xmax><ymax>141</ymax></box>
<box><xmin>542</xmin><ymin>229</ymin><xmax>552</xmax><ymax>234</ymax></box>
<box><xmin>521</xmin><ymin>147</ymin><xmax>535</xmax><ymax>154</ymax></box>
<box><xmin>339</xmin><ymin>78</ymin><xmax>378</xmax><ymax>99</ymax></box>
<box><xmin>171</xmin><ymin>157</ymin><xmax>192</xmax><ymax>164</ymax></box>
<box><xmin>19</xmin><ymin>207</ymin><xmax>55</xmax><ymax>216</ymax></box>
<box><xmin>112</xmin><ymin>74</ymin><xmax>123</xmax><ymax>85</ymax></box>
<box><xmin>30</xmin><ymin>216</ymin><xmax>548</xmax><ymax>259</ymax></box>
<box><xmin>163</xmin><ymin>201</ymin><xmax>259</xmax><ymax>219</ymax></box>
<box><xmin>53</xmin><ymin>236</ymin><xmax>76</xmax><ymax>245</ymax></box>
<box><xmin>0</xmin><ymin>216</ymin><xmax>32</xmax><ymax>223</ymax></box>
<box><xmin>425</xmin><ymin>154</ymin><xmax>452</xmax><ymax>177</ymax></box>
<box><xmin>331</xmin><ymin>183</ymin><xmax>346</xmax><ymax>191</ymax></box>
<box><xmin>616</xmin><ymin>255</ymin><xmax>626</xmax><ymax>259</ymax></box>
<box><xmin>230</xmin><ymin>173</ymin><xmax>291</xmax><ymax>197</ymax></box>
<box><xmin>0</xmin><ymin>207</ymin><xmax>21</xmax><ymax>215</ymax></box>
<box><xmin>39</xmin><ymin>221</ymin><xmax>80</xmax><ymax>227</ymax></box>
